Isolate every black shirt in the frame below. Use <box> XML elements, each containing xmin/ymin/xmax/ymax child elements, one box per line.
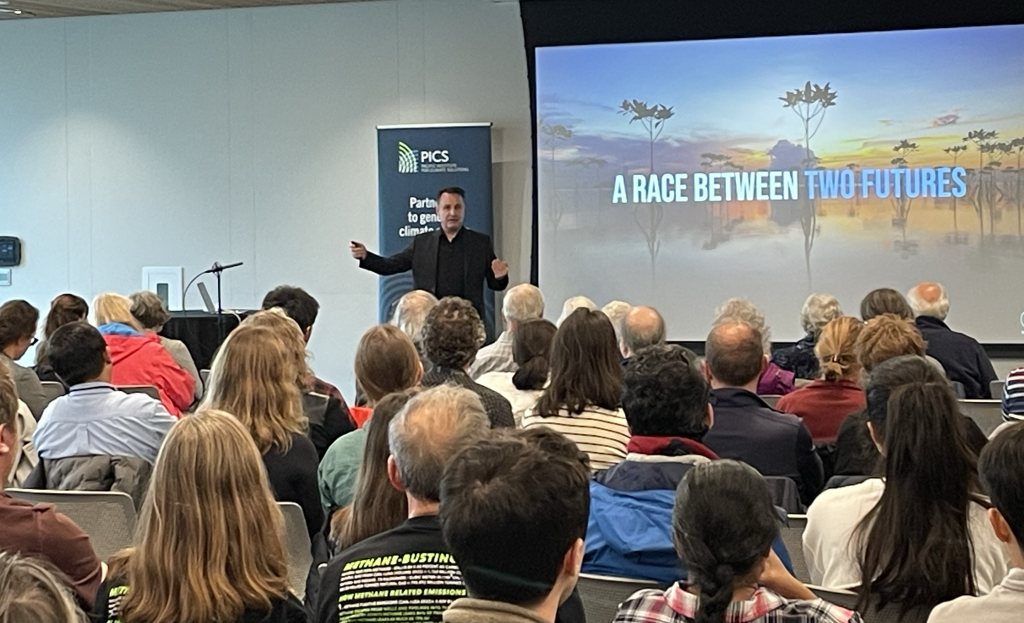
<box><xmin>420</xmin><ymin>366</ymin><xmax>515</xmax><ymax>428</ymax></box>
<box><xmin>435</xmin><ymin>228</ymin><xmax>468</xmax><ymax>300</ymax></box>
<box><xmin>915</xmin><ymin>316</ymin><xmax>998</xmax><ymax>399</ymax></box>
<box><xmin>311</xmin><ymin>514</ymin><xmax>584</xmax><ymax>623</ymax></box>
<box><xmin>263</xmin><ymin>432</ymin><xmax>324</xmax><ymax>538</ymax></box>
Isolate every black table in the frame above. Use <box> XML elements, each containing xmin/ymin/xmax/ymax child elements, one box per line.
<box><xmin>160</xmin><ymin>310</ymin><xmax>255</xmax><ymax>371</ymax></box>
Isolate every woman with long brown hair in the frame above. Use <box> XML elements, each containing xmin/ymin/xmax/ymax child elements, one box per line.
<box><xmin>522</xmin><ymin>308</ymin><xmax>629</xmax><ymax>470</ymax></box>
<box><xmin>776</xmin><ymin>316</ymin><xmax>865</xmax><ymax>443</ymax></box>
<box><xmin>34</xmin><ymin>293</ymin><xmax>89</xmax><ymax>383</ymax></box>
<box><xmin>92</xmin><ymin>410</ymin><xmax>304</xmax><ymax>623</ymax></box>
<box><xmin>201</xmin><ymin>324</ymin><xmax>323</xmax><ymax>538</ymax></box>
<box><xmin>319</xmin><ymin>324</ymin><xmax>422</xmax><ymax>514</ymax></box>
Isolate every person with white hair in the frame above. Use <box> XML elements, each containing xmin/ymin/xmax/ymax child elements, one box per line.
<box><xmin>390</xmin><ymin>289</ymin><xmax>438</xmax><ymax>363</ymax></box>
<box><xmin>556</xmin><ymin>296</ymin><xmax>596</xmax><ymax>326</ymax></box>
<box><xmin>468</xmin><ymin>284</ymin><xmax>544</xmax><ymax>379</ymax></box>
<box><xmin>601</xmin><ymin>300</ymin><xmax>631</xmax><ymax>346</ymax></box>
<box><xmin>713</xmin><ymin>298</ymin><xmax>795</xmax><ymax>396</ymax></box>
<box><xmin>771</xmin><ymin>293</ymin><xmax>843</xmax><ymax>380</ymax></box>
<box><xmin>908</xmin><ymin>282</ymin><xmax>997</xmax><ymax>399</ymax></box>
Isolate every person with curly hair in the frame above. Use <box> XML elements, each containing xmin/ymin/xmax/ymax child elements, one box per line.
<box><xmin>419</xmin><ymin>297</ymin><xmax>514</xmax><ymax>428</ymax></box>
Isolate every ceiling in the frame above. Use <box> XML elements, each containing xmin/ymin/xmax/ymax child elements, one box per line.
<box><xmin>0</xmin><ymin>0</ymin><xmax>372</xmax><ymax>19</ymax></box>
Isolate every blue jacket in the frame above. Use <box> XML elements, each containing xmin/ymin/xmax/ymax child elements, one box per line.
<box><xmin>583</xmin><ymin>455</ymin><xmax>793</xmax><ymax>585</ymax></box>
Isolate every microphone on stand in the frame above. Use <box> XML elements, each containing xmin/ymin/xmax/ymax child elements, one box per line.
<box><xmin>181</xmin><ymin>261</ymin><xmax>244</xmax><ymax>343</ymax></box>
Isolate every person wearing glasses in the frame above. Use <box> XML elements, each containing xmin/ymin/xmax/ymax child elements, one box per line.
<box><xmin>0</xmin><ymin>300</ymin><xmax>48</xmax><ymax>418</ymax></box>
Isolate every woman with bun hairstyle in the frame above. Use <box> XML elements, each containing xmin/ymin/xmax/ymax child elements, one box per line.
<box><xmin>477</xmin><ymin>318</ymin><xmax>557</xmax><ymax>426</ymax></box>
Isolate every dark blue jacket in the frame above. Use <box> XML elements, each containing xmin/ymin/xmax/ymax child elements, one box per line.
<box><xmin>582</xmin><ymin>454</ymin><xmax>793</xmax><ymax>584</ymax></box>
<box><xmin>915</xmin><ymin>316</ymin><xmax>997</xmax><ymax>399</ymax></box>
<box><xmin>702</xmin><ymin>388</ymin><xmax>823</xmax><ymax>505</ymax></box>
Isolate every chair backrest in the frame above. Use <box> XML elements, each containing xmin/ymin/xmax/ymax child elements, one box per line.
<box><xmin>809</xmin><ymin>585</ymin><xmax>931</xmax><ymax>623</ymax></box>
<box><xmin>990</xmin><ymin>379</ymin><xmax>1005</xmax><ymax>399</ymax></box>
<box><xmin>761</xmin><ymin>394</ymin><xmax>782</xmax><ymax>408</ymax></box>
<box><xmin>277</xmin><ymin>502</ymin><xmax>313</xmax><ymax>600</ymax></box>
<box><xmin>779</xmin><ymin>514</ymin><xmax>810</xmax><ymax>584</ymax></box>
<box><xmin>6</xmin><ymin>488</ymin><xmax>137</xmax><ymax>561</ymax></box>
<box><xmin>200</xmin><ymin>369</ymin><xmax>210</xmax><ymax>386</ymax></box>
<box><xmin>576</xmin><ymin>573</ymin><xmax>660</xmax><ymax>623</ymax></box>
<box><xmin>763</xmin><ymin>476</ymin><xmax>803</xmax><ymax>514</ymax></box>
<box><xmin>118</xmin><ymin>385</ymin><xmax>161</xmax><ymax>401</ymax></box>
<box><xmin>958</xmin><ymin>399</ymin><xmax>1003</xmax><ymax>436</ymax></box>
<box><xmin>39</xmin><ymin>381</ymin><xmax>66</xmax><ymax>407</ymax></box>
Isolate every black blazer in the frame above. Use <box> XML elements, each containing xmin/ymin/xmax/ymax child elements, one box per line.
<box><xmin>359</xmin><ymin>228</ymin><xmax>508</xmax><ymax>317</ymax></box>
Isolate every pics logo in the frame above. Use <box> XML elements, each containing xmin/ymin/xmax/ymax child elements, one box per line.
<box><xmin>398</xmin><ymin>141</ymin><xmax>419</xmax><ymax>174</ymax></box>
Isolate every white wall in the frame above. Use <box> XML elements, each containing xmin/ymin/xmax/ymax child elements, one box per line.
<box><xmin>0</xmin><ymin>0</ymin><xmax>533</xmax><ymax>395</ymax></box>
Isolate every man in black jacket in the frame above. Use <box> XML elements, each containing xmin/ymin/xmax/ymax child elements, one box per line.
<box><xmin>351</xmin><ymin>187</ymin><xmax>509</xmax><ymax>324</ymax></box>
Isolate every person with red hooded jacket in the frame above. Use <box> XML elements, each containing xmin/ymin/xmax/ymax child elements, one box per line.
<box><xmin>91</xmin><ymin>293</ymin><xmax>194</xmax><ymax>416</ymax></box>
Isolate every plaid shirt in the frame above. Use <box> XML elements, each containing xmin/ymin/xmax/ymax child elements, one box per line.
<box><xmin>310</xmin><ymin>375</ymin><xmax>348</xmax><ymax>408</ymax></box>
<box><xmin>612</xmin><ymin>584</ymin><xmax>862</xmax><ymax>623</ymax></box>
<box><xmin>468</xmin><ymin>331</ymin><xmax>515</xmax><ymax>379</ymax></box>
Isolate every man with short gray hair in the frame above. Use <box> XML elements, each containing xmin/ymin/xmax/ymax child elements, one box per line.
<box><xmin>469</xmin><ymin>284</ymin><xmax>544</xmax><ymax>379</ymax></box>
<box><xmin>391</xmin><ymin>289</ymin><xmax>439</xmax><ymax>363</ymax></box>
<box><xmin>312</xmin><ymin>384</ymin><xmax>491</xmax><ymax>623</ymax></box>
<box><xmin>620</xmin><ymin>305</ymin><xmax>666</xmax><ymax>359</ymax></box>
<box><xmin>909</xmin><ymin>281</ymin><xmax>996</xmax><ymax>399</ymax></box>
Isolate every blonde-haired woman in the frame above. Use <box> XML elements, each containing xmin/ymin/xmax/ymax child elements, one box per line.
<box><xmin>92</xmin><ymin>410</ymin><xmax>305</xmax><ymax>623</ymax></box>
<box><xmin>776</xmin><ymin>316</ymin><xmax>865</xmax><ymax>443</ymax></box>
<box><xmin>319</xmin><ymin>325</ymin><xmax>422</xmax><ymax>513</ymax></box>
<box><xmin>242</xmin><ymin>309</ymin><xmax>355</xmax><ymax>459</ymax></box>
<box><xmin>201</xmin><ymin>324</ymin><xmax>323</xmax><ymax>537</ymax></box>
<box><xmin>92</xmin><ymin>293</ymin><xmax>194</xmax><ymax>416</ymax></box>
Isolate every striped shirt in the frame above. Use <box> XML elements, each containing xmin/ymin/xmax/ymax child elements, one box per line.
<box><xmin>613</xmin><ymin>583</ymin><xmax>862</xmax><ymax>623</ymax></box>
<box><xmin>521</xmin><ymin>405</ymin><xmax>630</xmax><ymax>471</ymax></box>
<box><xmin>1000</xmin><ymin>367</ymin><xmax>1024</xmax><ymax>422</ymax></box>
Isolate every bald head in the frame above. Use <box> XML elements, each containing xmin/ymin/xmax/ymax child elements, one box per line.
<box><xmin>704</xmin><ymin>321</ymin><xmax>765</xmax><ymax>388</ymax></box>
<box><xmin>907</xmin><ymin>282</ymin><xmax>949</xmax><ymax>320</ymax></box>
<box><xmin>621</xmin><ymin>306</ymin><xmax>667</xmax><ymax>358</ymax></box>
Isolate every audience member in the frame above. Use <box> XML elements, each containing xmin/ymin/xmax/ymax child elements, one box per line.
<box><xmin>93</xmin><ymin>410</ymin><xmax>305</xmax><ymax>623</ymax></box>
<box><xmin>0</xmin><ymin>365</ymin><xmax>102</xmax><ymax>609</ymax></box>
<box><xmin>7</xmin><ymin>398</ymin><xmax>36</xmax><ymax>487</ymax></box>
<box><xmin>584</xmin><ymin>344</ymin><xmax>793</xmax><ymax>583</ymax></box>
<box><xmin>601</xmin><ymin>300</ymin><xmax>632</xmax><ymax>347</ymax></box>
<box><xmin>859</xmin><ymin>287</ymin><xmax>913</xmax><ymax>321</ymax></box>
<box><xmin>929</xmin><ymin>422</ymin><xmax>1024</xmax><ymax>623</ymax></box>
<box><xmin>0</xmin><ymin>300</ymin><xmax>48</xmax><ymax>418</ymax></box>
<box><xmin>129</xmin><ymin>290</ymin><xmax>203</xmax><ymax>402</ymax></box>
<box><xmin>439</xmin><ymin>430</ymin><xmax>590</xmax><ymax>623</ymax></box>
<box><xmin>33</xmin><ymin>293</ymin><xmax>88</xmax><ymax>384</ymax></box>
<box><xmin>320</xmin><ymin>325</ymin><xmax>422</xmax><ymax>512</ymax></box>
<box><xmin>33</xmin><ymin>322</ymin><xmax>175</xmax><ymax>465</ymax></box>
<box><xmin>908</xmin><ymin>282</ymin><xmax>997</xmax><ymax>398</ymax></box>
<box><xmin>201</xmin><ymin>324</ymin><xmax>323</xmax><ymax>538</ymax></box>
<box><xmin>469</xmin><ymin>283</ymin><xmax>544</xmax><ymax>378</ymax></box>
<box><xmin>0</xmin><ymin>551</ymin><xmax>86</xmax><ymax>623</ymax></box>
<box><xmin>477</xmin><ymin>319</ymin><xmax>557</xmax><ymax>425</ymax></box>
<box><xmin>772</xmin><ymin>293</ymin><xmax>843</xmax><ymax>380</ymax></box>
<box><xmin>713</xmin><ymin>298</ymin><xmax>795</xmax><ymax>395</ymax></box>
<box><xmin>262</xmin><ymin>285</ymin><xmax>350</xmax><ymax>405</ymax></box>
<box><xmin>832</xmin><ymin>315</ymin><xmax>986</xmax><ymax>480</ymax></box>
<box><xmin>391</xmin><ymin>289</ymin><xmax>439</xmax><ymax>363</ymax></box>
<box><xmin>701</xmin><ymin>322</ymin><xmax>823</xmax><ymax>504</ymax></box>
<box><xmin>330</xmin><ymin>390</ymin><xmax>416</xmax><ymax>552</ymax></box>
<box><xmin>776</xmin><ymin>317</ymin><xmax>865</xmax><ymax>444</ymax></box>
<box><xmin>311</xmin><ymin>385</ymin><xmax>490</xmax><ymax>623</ymax></box>
<box><xmin>993</xmin><ymin>367</ymin><xmax>1024</xmax><ymax>439</ymax></box>
<box><xmin>523</xmin><ymin>308</ymin><xmax>630</xmax><ymax>470</ymax></box>
<box><xmin>620</xmin><ymin>305</ymin><xmax>667</xmax><ymax>359</ymax></box>
<box><xmin>613</xmin><ymin>461</ymin><xmax>860</xmax><ymax>623</ymax></box>
<box><xmin>804</xmin><ymin>356</ymin><xmax>1009</xmax><ymax>613</ymax></box>
<box><xmin>242</xmin><ymin>309</ymin><xmax>355</xmax><ymax>459</ymax></box>
<box><xmin>91</xmin><ymin>293</ymin><xmax>194</xmax><ymax>416</ymax></box>
<box><xmin>556</xmin><ymin>295</ymin><xmax>596</xmax><ymax>326</ymax></box>
<box><xmin>420</xmin><ymin>297</ymin><xmax>514</xmax><ymax>428</ymax></box>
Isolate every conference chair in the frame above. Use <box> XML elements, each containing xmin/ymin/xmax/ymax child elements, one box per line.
<box><xmin>576</xmin><ymin>573</ymin><xmax>660</xmax><ymax>623</ymax></box>
<box><xmin>990</xmin><ymin>379</ymin><xmax>1005</xmax><ymax>399</ymax></box>
<box><xmin>809</xmin><ymin>585</ymin><xmax>930</xmax><ymax>623</ymax></box>
<box><xmin>277</xmin><ymin>502</ymin><xmax>313</xmax><ymax>600</ymax></box>
<box><xmin>764</xmin><ymin>476</ymin><xmax>803</xmax><ymax>514</ymax></box>
<box><xmin>39</xmin><ymin>381</ymin><xmax>66</xmax><ymax>408</ymax></box>
<box><xmin>761</xmin><ymin>394</ymin><xmax>782</xmax><ymax>408</ymax></box>
<box><xmin>779</xmin><ymin>513</ymin><xmax>810</xmax><ymax>584</ymax></box>
<box><xmin>118</xmin><ymin>385</ymin><xmax>161</xmax><ymax>401</ymax></box>
<box><xmin>6</xmin><ymin>488</ymin><xmax>137</xmax><ymax>561</ymax></box>
<box><xmin>200</xmin><ymin>369</ymin><xmax>210</xmax><ymax>387</ymax></box>
<box><xmin>958</xmin><ymin>399</ymin><xmax>1003</xmax><ymax>437</ymax></box>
